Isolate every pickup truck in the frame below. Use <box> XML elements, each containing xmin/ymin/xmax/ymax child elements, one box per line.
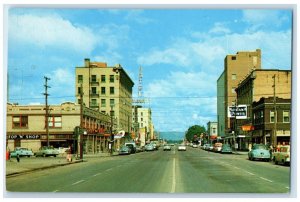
<box><xmin>273</xmin><ymin>145</ymin><xmax>290</xmax><ymax>165</ymax></box>
<box><xmin>34</xmin><ymin>146</ymin><xmax>59</xmax><ymax>157</ymax></box>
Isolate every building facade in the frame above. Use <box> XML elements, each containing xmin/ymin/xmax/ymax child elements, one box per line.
<box><xmin>6</xmin><ymin>102</ymin><xmax>115</xmax><ymax>154</ymax></box>
<box><xmin>207</xmin><ymin>121</ymin><xmax>218</xmax><ymax>144</ymax></box>
<box><xmin>132</xmin><ymin>106</ymin><xmax>153</xmax><ymax>146</ymax></box>
<box><xmin>252</xmin><ymin>97</ymin><xmax>291</xmax><ymax>146</ymax></box>
<box><xmin>235</xmin><ymin>69</ymin><xmax>291</xmax><ymax>148</ymax></box>
<box><xmin>217</xmin><ymin>49</ymin><xmax>262</xmax><ymax>144</ymax></box>
<box><xmin>75</xmin><ymin>59</ymin><xmax>134</xmax><ymax>136</ymax></box>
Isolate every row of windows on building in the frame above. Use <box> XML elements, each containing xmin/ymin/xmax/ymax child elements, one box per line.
<box><xmin>12</xmin><ymin>115</ymin><xmax>62</xmax><ymax>128</ymax></box>
<box><xmin>78</xmin><ymin>74</ymin><xmax>116</xmax><ymax>84</ymax></box>
<box><xmin>12</xmin><ymin>115</ymin><xmax>111</xmax><ymax>131</ymax></box>
<box><xmin>78</xmin><ymin>86</ymin><xmax>115</xmax><ymax>95</ymax></box>
<box><xmin>253</xmin><ymin>110</ymin><xmax>290</xmax><ymax>124</ymax></box>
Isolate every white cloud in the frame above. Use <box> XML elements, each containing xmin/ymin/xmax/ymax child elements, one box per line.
<box><xmin>51</xmin><ymin>68</ymin><xmax>74</xmax><ymax>84</ymax></box>
<box><xmin>137</xmin><ymin>28</ymin><xmax>291</xmax><ymax>71</ymax></box>
<box><xmin>9</xmin><ymin>14</ymin><xmax>98</xmax><ymax>54</ymax></box>
<box><xmin>209</xmin><ymin>22</ymin><xmax>231</xmax><ymax>35</ymax></box>
<box><xmin>242</xmin><ymin>10</ymin><xmax>289</xmax><ymax>32</ymax></box>
<box><xmin>125</xmin><ymin>10</ymin><xmax>154</xmax><ymax>24</ymax></box>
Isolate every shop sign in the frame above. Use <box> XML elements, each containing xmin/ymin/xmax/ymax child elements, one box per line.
<box><xmin>228</xmin><ymin>105</ymin><xmax>247</xmax><ymax>119</ymax></box>
<box><xmin>8</xmin><ymin>135</ymin><xmax>41</xmax><ymax>139</ymax></box>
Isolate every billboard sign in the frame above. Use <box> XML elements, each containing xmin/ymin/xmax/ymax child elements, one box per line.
<box><xmin>228</xmin><ymin>105</ymin><xmax>247</xmax><ymax>119</ymax></box>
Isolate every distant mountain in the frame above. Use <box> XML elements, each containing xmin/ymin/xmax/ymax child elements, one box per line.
<box><xmin>158</xmin><ymin>131</ymin><xmax>185</xmax><ymax>141</ymax></box>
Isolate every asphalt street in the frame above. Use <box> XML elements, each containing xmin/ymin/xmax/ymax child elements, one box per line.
<box><xmin>5</xmin><ymin>146</ymin><xmax>290</xmax><ymax>195</ymax></box>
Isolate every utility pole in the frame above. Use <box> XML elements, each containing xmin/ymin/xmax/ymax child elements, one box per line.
<box><xmin>44</xmin><ymin>76</ymin><xmax>51</xmax><ymax>147</ymax></box>
<box><xmin>234</xmin><ymin>99</ymin><xmax>237</xmax><ymax>153</ymax></box>
<box><xmin>272</xmin><ymin>74</ymin><xmax>277</xmax><ymax>148</ymax></box>
<box><xmin>110</xmin><ymin>105</ymin><xmax>114</xmax><ymax>155</ymax></box>
<box><xmin>80</xmin><ymin>83</ymin><xmax>84</xmax><ymax>159</ymax></box>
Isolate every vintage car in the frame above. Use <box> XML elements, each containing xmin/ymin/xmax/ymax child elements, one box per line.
<box><xmin>178</xmin><ymin>144</ymin><xmax>186</xmax><ymax>151</ymax></box>
<box><xmin>10</xmin><ymin>147</ymin><xmax>34</xmax><ymax>158</ymax></box>
<box><xmin>163</xmin><ymin>144</ymin><xmax>171</xmax><ymax>151</ymax></box>
<box><xmin>221</xmin><ymin>144</ymin><xmax>232</xmax><ymax>154</ymax></box>
<box><xmin>213</xmin><ymin>143</ymin><xmax>223</xmax><ymax>152</ymax></box>
<box><xmin>118</xmin><ymin>145</ymin><xmax>131</xmax><ymax>155</ymax></box>
<box><xmin>34</xmin><ymin>146</ymin><xmax>59</xmax><ymax>157</ymax></box>
<box><xmin>145</xmin><ymin>144</ymin><xmax>155</xmax><ymax>151</ymax></box>
<box><xmin>273</xmin><ymin>145</ymin><xmax>290</xmax><ymax>165</ymax></box>
<box><xmin>248</xmin><ymin>144</ymin><xmax>271</xmax><ymax>161</ymax></box>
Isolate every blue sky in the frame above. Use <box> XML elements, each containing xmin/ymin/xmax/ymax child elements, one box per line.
<box><xmin>5</xmin><ymin>7</ymin><xmax>292</xmax><ymax>132</ymax></box>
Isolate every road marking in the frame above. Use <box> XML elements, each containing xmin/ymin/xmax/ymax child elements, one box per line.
<box><xmin>245</xmin><ymin>171</ymin><xmax>255</xmax><ymax>176</ymax></box>
<box><xmin>286</xmin><ymin>187</ymin><xmax>290</xmax><ymax>189</ymax></box>
<box><xmin>53</xmin><ymin>190</ymin><xmax>59</xmax><ymax>192</ymax></box>
<box><xmin>171</xmin><ymin>158</ymin><xmax>176</xmax><ymax>193</ymax></box>
<box><xmin>71</xmin><ymin>180</ymin><xmax>85</xmax><ymax>185</ymax></box>
<box><xmin>105</xmin><ymin>168</ymin><xmax>113</xmax><ymax>172</ymax></box>
<box><xmin>233</xmin><ymin>166</ymin><xmax>240</xmax><ymax>169</ymax></box>
<box><xmin>93</xmin><ymin>172</ymin><xmax>102</xmax><ymax>177</ymax></box>
<box><xmin>259</xmin><ymin>177</ymin><xmax>273</xmax><ymax>183</ymax></box>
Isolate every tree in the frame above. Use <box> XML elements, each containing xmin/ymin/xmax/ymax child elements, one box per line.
<box><xmin>185</xmin><ymin>125</ymin><xmax>206</xmax><ymax>142</ymax></box>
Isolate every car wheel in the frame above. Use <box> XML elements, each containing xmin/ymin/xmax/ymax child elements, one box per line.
<box><xmin>275</xmin><ymin>159</ymin><xmax>278</xmax><ymax>165</ymax></box>
<box><xmin>54</xmin><ymin>155</ymin><xmax>57</xmax><ymax>157</ymax></box>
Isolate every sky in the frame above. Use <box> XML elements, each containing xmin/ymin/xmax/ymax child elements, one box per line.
<box><xmin>5</xmin><ymin>6</ymin><xmax>293</xmax><ymax>133</ymax></box>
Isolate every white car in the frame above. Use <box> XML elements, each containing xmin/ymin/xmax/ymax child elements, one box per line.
<box><xmin>273</xmin><ymin>145</ymin><xmax>290</xmax><ymax>165</ymax></box>
<box><xmin>178</xmin><ymin>144</ymin><xmax>186</xmax><ymax>151</ymax></box>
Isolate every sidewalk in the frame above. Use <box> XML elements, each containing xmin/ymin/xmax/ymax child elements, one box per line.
<box><xmin>6</xmin><ymin>152</ymin><xmax>119</xmax><ymax>177</ymax></box>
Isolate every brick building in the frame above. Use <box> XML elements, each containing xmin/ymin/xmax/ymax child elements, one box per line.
<box><xmin>6</xmin><ymin>102</ymin><xmax>116</xmax><ymax>154</ymax></box>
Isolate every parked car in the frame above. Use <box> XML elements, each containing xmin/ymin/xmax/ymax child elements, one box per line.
<box><xmin>178</xmin><ymin>144</ymin><xmax>186</xmax><ymax>151</ymax></box>
<box><xmin>273</xmin><ymin>145</ymin><xmax>290</xmax><ymax>165</ymax></box>
<box><xmin>204</xmin><ymin>144</ymin><xmax>213</xmax><ymax>151</ymax></box>
<box><xmin>145</xmin><ymin>144</ymin><xmax>155</xmax><ymax>151</ymax></box>
<box><xmin>248</xmin><ymin>144</ymin><xmax>271</xmax><ymax>161</ymax></box>
<box><xmin>10</xmin><ymin>147</ymin><xmax>34</xmax><ymax>158</ymax></box>
<box><xmin>220</xmin><ymin>144</ymin><xmax>232</xmax><ymax>154</ymax></box>
<box><xmin>202</xmin><ymin>144</ymin><xmax>210</xmax><ymax>150</ymax></box>
<box><xmin>118</xmin><ymin>145</ymin><xmax>131</xmax><ymax>155</ymax></box>
<box><xmin>125</xmin><ymin>142</ymin><xmax>136</xmax><ymax>153</ymax></box>
<box><xmin>34</xmin><ymin>146</ymin><xmax>59</xmax><ymax>157</ymax></box>
<box><xmin>163</xmin><ymin>144</ymin><xmax>171</xmax><ymax>151</ymax></box>
<box><xmin>192</xmin><ymin>144</ymin><xmax>198</xmax><ymax>148</ymax></box>
<box><xmin>213</xmin><ymin>143</ymin><xmax>223</xmax><ymax>152</ymax></box>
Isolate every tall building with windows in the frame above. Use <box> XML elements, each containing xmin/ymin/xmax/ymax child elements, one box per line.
<box><xmin>132</xmin><ymin>106</ymin><xmax>153</xmax><ymax>146</ymax></box>
<box><xmin>217</xmin><ymin>49</ymin><xmax>262</xmax><ymax>139</ymax></box>
<box><xmin>236</xmin><ymin>69</ymin><xmax>291</xmax><ymax>148</ymax></box>
<box><xmin>75</xmin><ymin>59</ymin><xmax>134</xmax><ymax>135</ymax></box>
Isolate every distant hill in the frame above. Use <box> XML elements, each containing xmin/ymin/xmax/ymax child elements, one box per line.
<box><xmin>159</xmin><ymin>131</ymin><xmax>185</xmax><ymax>141</ymax></box>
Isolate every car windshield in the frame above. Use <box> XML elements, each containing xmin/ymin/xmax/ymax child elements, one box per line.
<box><xmin>253</xmin><ymin>144</ymin><xmax>267</xmax><ymax>150</ymax></box>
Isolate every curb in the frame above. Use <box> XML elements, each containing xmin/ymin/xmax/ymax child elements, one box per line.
<box><xmin>6</xmin><ymin>159</ymin><xmax>84</xmax><ymax>178</ymax></box>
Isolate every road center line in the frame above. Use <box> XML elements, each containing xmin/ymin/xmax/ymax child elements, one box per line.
<box><xmin>259</xmin><ymin>177</ymin><xmax>273</xmax><ymax>183</ymax></box>
<box><xmin>245</xmin><ymin>171</ymin><xmax>255</xmax><ymax>175</ymax></box>
<box><xmin>171</xmin><ymin>158</ymin><xmax>176</xmax><ymax>193</ymax></box>
<box><xmin>71</xmin><ymin>180</ymin><xmax>85</xmax><ymax>185</ymax></box>
<box><xmin>93</xmin><ymin>172</ymin><xmax>102</xmax><ymax>177</ymax></box>
<box><xmin>105</xmin><ymin>168</ymin><xmax>113</xmax><ymax>172</ymax></box>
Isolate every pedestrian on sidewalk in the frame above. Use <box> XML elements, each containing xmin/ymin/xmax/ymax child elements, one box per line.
<box><xmin>16</xmin><ymin>154</ymin><xmax>20</xmax><ymax>163</ymax></box>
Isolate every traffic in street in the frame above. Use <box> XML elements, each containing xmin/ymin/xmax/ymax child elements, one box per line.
<box><xmin>6</xmin><ymin>144</ymin><xmax>290</xmax><ymax>194</ymax></box>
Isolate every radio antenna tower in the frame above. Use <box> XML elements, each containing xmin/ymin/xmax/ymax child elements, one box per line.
<box><xmin>133</xmin><ymin>66</ymin><xmax>146</xmax><ymax>105</ymax></box>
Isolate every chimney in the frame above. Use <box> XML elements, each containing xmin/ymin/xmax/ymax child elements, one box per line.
<box><xmin>84</xmin><ymin>58</ymin><xmax>90</xmax><ymax>67</ymax></box>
